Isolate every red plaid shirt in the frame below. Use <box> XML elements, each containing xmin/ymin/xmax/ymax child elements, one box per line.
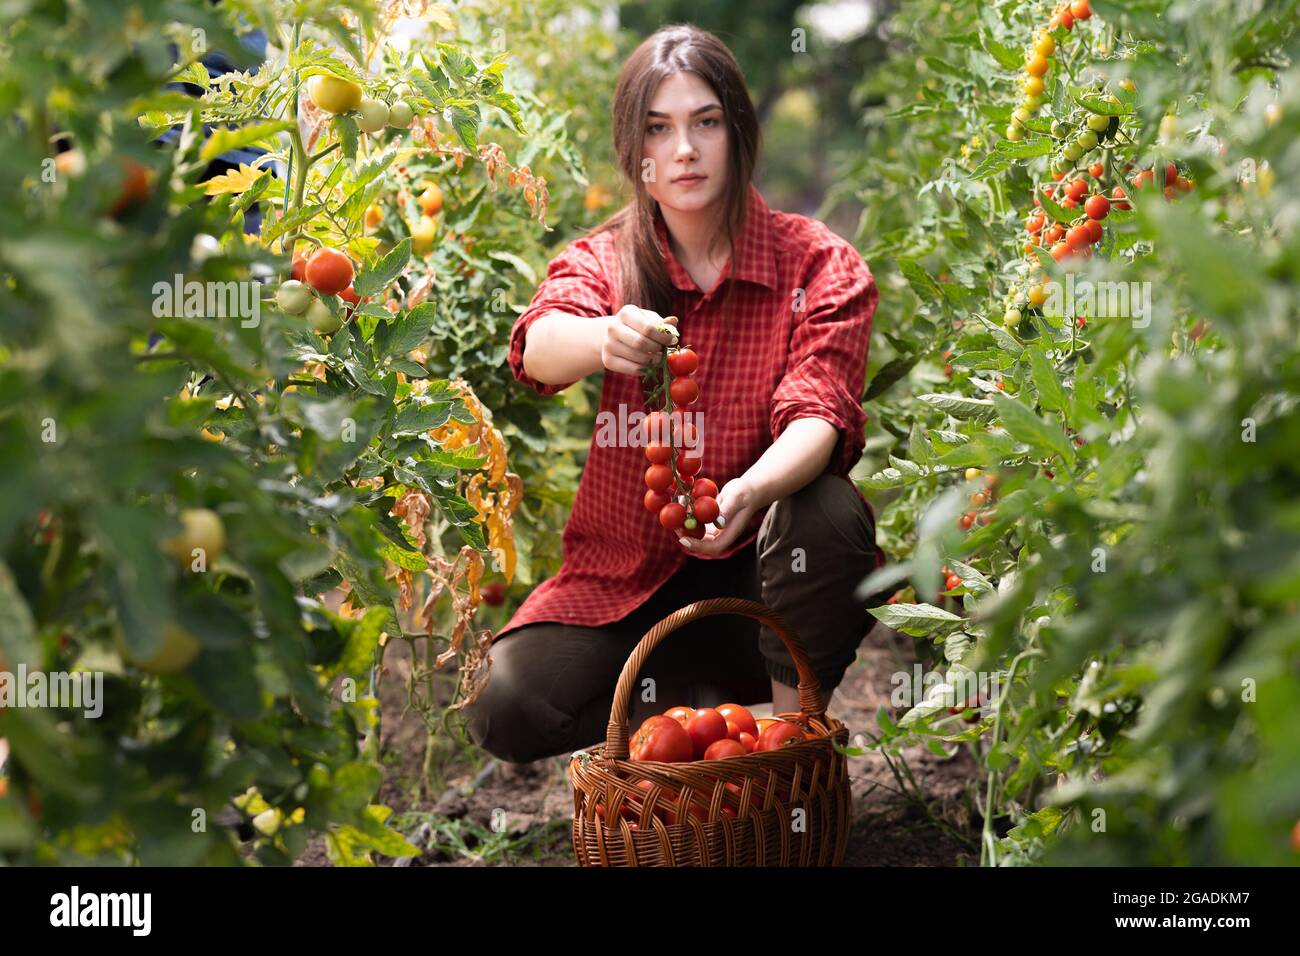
<box><xmin>496</xmin><ymin>183</ymin><xmax>882</xmax><ymax>641</ymax></box>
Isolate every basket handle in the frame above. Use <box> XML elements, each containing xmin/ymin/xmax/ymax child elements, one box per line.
<box><xmin>604</xmin><ymin>597</ymin><xmax>828</xmax><ymax>760</ymax></box>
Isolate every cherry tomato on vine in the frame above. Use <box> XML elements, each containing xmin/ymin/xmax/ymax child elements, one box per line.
<box><xmin>1084</xmin><ymin>194</ymin><xmax>1110</xmax><ymax>219</ymax></box>
<box><xmin>1071</xmin><ymin>0</ymin><xmax>1092</xmax><ymax>19</ymax></box>
<box><xmin>692</xmin><ymin>496</ymin><xmax>720</xmax><ymax>524</ymax></box>
<box><xmin>667</xmin><ymin>348</ymin><xmax>699</xmax><ymax>376</ymax></box>
<box><xmin>1066</xmin><ymin>224</ymin><xmax>1091</xmax><ymax>249</ymax></box>
<box><xmin>1111</xmin><ymin>186</ymin><xmax>1132</xmax><ymax>210</ymax></box>
<box><xmin>1084</xmin><ymin>218</ymin><xmax>1104</xmax><ymax>244</ymax></box>
<box><xmin>645</xmin><ymin>489</ymin><xmax>672</xmax><ymax>513</ymax></box>
<box><xmin>675</xmin><ymin>452</ymin><xmax>703</xmax><ymax>477</ymax></box>
<box><xmin>645</xmin><ymin>464</ymin><xmax>674</xmax><ymax>493</ymax></box>
<box><xmin>1065</xmin><ymin>178</ymin><xmax>1088</xmax><ymax>201</ymax></box>
<box><xmin>1088</xmin><ymin>163</ymin><xmax>1104</xmax><ymax>178</ymax></box>
<box><xmin>304</xmin><ymin>248</ymin><xmax>354</xmax><ymax>296</ymax></box>
<box><xmin>692</xmin><ymin>477</ymin><xmax>718</xmax><ymax>499</ymax></box>
<box><xmin>645</xmin><ymin>443</ymin><xmax>672</xmax><ymax>464</ymax></box>
<box><xmin>669</xmin><ymin>376</ymin><xmax>700</xmax><ymax>407</ymax></box>
<box><xmin>481</xmin><ymin>582</ymin><xmax>506</xmax><ymax>606</ymax></box>
<box><xmin>659</xmin><ymin>502</ymin><xmax>687</xmax><ymax>530</ymax></box>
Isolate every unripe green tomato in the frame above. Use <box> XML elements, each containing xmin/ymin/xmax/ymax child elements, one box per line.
<box><xmin>1076</xmin><ymin>130</ymin><xmax>1098</xmax><ymax>151</ymax></box>
<box><xmin>388</xmin><ymin>100</ymin><xmax>415</xmax><ymax>128</ymax></box>
<box><xmin>1003</xmin><ymin>308</ymin><xmax>1022</xmax><ymax>326</ymax></box>
<box><xmin>356</xmin><ymin>98</ymin><xmax>389</xmax><ymax>133</ymax></box>
<box><xmin>1051</xmin><ymin>120</ymin><xmax>1067</xmax><ymax>138</ymax></box>
<box><xmin>1012</xmin><ymin>107</ymin><xmax>1031</xmax><ymax>126</ymax></box>
<box><xmin>307</xmin><ymin>75</ymin><xmax>362</xmax><ymax>115</ymax></box>
<box><xmin>1052</xmin><ymin>156</ymin><xmax>1071</xmax><ymax>174</ymax></box>
<box><xmin>1087</xmin><ymin>112</ymin><xmax>1111</xmax><ymax>131</ymax></box>
<box><xmin>252</xmin><ymin>808</ymin><xmax>283</xmax><ymax>836</ymax></box>
<box><xmin>1063</xmin><ymin>142</ymin><xmax>1083</xmax><ymax>161</ymax></box>
<box><xmin>1006</xmin><ymin>125</ymin><xmax>1023</xmax><ymax>142</ymax></box>
<box><xmin>306</xmin><ymin>298</ymin><xmax>343</xmax><ymax>335</ymax></box>
<box><xmin>275</xmin><ymin>280</ymin><xmax>313</xmax><ymax>315</ymax></box>
<box><xmin>684</xmin><ymin>517</ymin><xmax>698</xmax><ymax>530</ymax></box>
<box><xmin>1022</xmin><ymin>94</ymin><xmax>1042</xmax><ymax>112</ymax></box>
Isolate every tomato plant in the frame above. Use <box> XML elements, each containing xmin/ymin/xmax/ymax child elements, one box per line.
<box><xmin>840</xmin><ymin>0</ymin><xmax>1299</xmax><ymax>865</ymax></box>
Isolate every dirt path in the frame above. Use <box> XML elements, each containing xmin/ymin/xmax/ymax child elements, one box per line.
<box><xmin>296</xmin><ymin>622</ymin><xmax>981</xmax><ymax>867</ymax></box>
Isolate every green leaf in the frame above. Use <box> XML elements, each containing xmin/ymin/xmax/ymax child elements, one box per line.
<box><xmin>867</xmin><ymin>602</ymin><xmax>963</xmax><ymax>636</ymax></box>
<box><xmin>1027</xmin><ymin>348</ymin><xmax>1068</xmax><ymax>413</ymax></box>
<box><xmin>917</xmin><ymin>393</ymin><xmax>997</xmax><ymax>421</ymax></box>
<box><xmin>354</xmin><ymin>239</ymin><xmax>411</xmax><ymax>299</ymax></box>
<box><xmin>392</xmin><ymin>401</ymin><xmax>454</xmax><ymax>435</ymax></box>
<box><xmin>200</xmin><ymin>120</ymin><xmax>294</xmax><ymax>163</ymax></box>
<box><xmin>993</xmin><ymin>393</ymin><xmax>1075</xmax><ymax>464</ymax></box>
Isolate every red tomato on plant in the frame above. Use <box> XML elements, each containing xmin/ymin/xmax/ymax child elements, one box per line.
<box><xmin>667</xmin><ymin>348</ymin><xmax>698</xmax><ymax>376</ymax></box>
<box><xmin>1084</xmin><ymin>194</ymin><xmax>1110</xmax><ymax>220</ymax></box>
<box><xmin>304</xmin><ymin>248</ymin><xmax>355</xmax><ymax>296</ymax></box>
<box><xmin>684</xmin><ymin>707</ymin><xmax>729</xmax><ymax>758</ymax></box>
<box><xmin>630</xmin><ymin>716</ymin><xmax>693</xmax><ymax>763</ymax></box>
<box><xmin>1084</xmin><ymin>218</ymin><xmax>1104</xmax><ymax>244</ymax></box>
<box><xmin>1065</xmin><ymin>178</ymin><xmax>1088</xmax><ymax>201</ymax></box>
<box><xmin>717</xmin><ymin>703</ymin><xmax>758</xmax><ymax>737</ymax></box>
<box><xmin>1088</xmin><ymin>163</ymin><xmax>1104</xmax><ymax>178</ymax></box>
<box><xmin>703</xmin><ymin>738</ymin><xmax>748</xmax><ymax>760</ymax></box>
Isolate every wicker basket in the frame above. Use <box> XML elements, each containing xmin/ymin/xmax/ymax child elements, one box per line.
<box><xmin>568</xmin><ymin>597</ymin><xmax>852</xmax><ymax>866</ymax></box>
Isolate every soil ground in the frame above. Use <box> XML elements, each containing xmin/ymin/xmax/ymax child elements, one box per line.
<box><xmin>294</xmin><ymin>621</ymin><xmax>982</xmax><ymax>867</ymax></box>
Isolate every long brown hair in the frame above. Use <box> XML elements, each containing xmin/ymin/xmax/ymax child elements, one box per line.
<box><xmin>591</xmin><ymin>25</ymin><xmax>761</xmax><ymax>319</ymax></box>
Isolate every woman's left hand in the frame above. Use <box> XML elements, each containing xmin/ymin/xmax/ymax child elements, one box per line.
<box><xmin>679</xmin><ymin>475</ymin><xmax>762</xmax><ymax>556</ymax></box>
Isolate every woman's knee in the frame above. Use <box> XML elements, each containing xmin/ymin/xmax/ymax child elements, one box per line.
<box><xmin>460</xmin><ymin>636</ymin><xmax>564</xmax><ymax>763</ymax></box>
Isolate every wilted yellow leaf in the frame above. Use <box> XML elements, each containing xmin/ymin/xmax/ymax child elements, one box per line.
<box><xmin>202</xmin><ymin>162</ymin><xmax>266</xmax><ymax>196</ymax></box>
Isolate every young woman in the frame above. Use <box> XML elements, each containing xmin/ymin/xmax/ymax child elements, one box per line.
<box><xmin>463</xmin><ymin>24</ymin><xmax>886</xmax><ymax>764</ymax></box>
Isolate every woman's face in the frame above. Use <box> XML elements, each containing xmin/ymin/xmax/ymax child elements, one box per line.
<box><xmin>642</xmin><ymin>71</ymin><xmax>729</xmax><ymax>217</ymax></box>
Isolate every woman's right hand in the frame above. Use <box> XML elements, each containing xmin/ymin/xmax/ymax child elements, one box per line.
<box><xmin>600</xmin><ymin>305</ymin><xmax>679</xmax><ymax>376</ymax></box>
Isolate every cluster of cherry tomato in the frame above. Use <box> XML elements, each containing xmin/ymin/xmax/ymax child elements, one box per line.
<box><xmin>275</xmin><ymin>247</ymin><xmax>361</xmax><ymax>335</ymax></box>
<box><xmin>1005</xmin><ymin>1</ymin><xmax>1093</xmax><ymax>144</ymax></box>
<box><xmin>594</xmin><ymin>704</ymin><xmax>811</xmax><ymax>828</ymax></box>
<box><xmin>642</xmin><ymin>346</ymin><xmax>723</xmax><ymax>540</ymax></box>
<box><xmin>958</xmin><ymin>467</ymin><xmax>998</xmax><ymax>531</ymax></box>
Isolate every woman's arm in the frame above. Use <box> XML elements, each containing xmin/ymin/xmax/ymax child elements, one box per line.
<box><xmin>520</xmin><ymin>310</ymin><xmax>607</xmax><ymax>385</ymax></box>
<box><xmin>678</xmin><ymin>417</ymin><xmax>839</xmax><ymax>555</ymax></box>
<box><xmin>522</xmin><ymin>306</ymin><xmax>679</xmax><ymax>385</ymax></box>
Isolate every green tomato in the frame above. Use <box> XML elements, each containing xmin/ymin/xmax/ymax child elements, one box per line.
<box><xmin>1022</xmin><ymin>94</ymin><xmax>1042</xmax><ymax>112</ymax></box>
<box><xmin>1006</xmin><ymin>125</ymin><xmax>1023</xmax><ymax>142</ymax></box>
<box><xmin>275</xmin><ymin>280</ymin><xmax>313</xmax><ymax>315</ymax></box>
<box><xmin>1062</xmin><ymin>142</ymin><xmax>1083</xmax><ymax>161</ymax></box>
<box><xmin>356</xmin><ymin>98</ymin><xmax>389</xmax><ymax>133</ymax></box>
<box><xmin>387</xmin><ymin>100</ymin><xmax>415</xmax><ymax>128</ymax></box>
<box><xmin>306</xmin><ymin>298</ymin><xmax>343</xmax><ymax>335</ymax></box>
<box><xmin>1075</xmin><ymin>130</ymin><xmax>1099</xmax><ymax>151</ymax></box>
<box><xmin>1051</xmin><ymin>156</ymin><xmax>1071</xmax><ymax>174</ymax></box>
<box><xmin>1003</xmin><ymin>308</ymin><xmax>1023</xmax><ymax>327</ymax></box>
<box><xmin>1051</xmin><ymin>120</ymin><xmax>1068</xmax><ymax>138</ymax></box>
<box><xmin>1087</xmin><ymin>112</ymin><xmax>1111</xmax><ymax>131</ymax></box>
<box><xmin>1012</xmin><ymin>107</ymin><xmax>1031</xmax><ymax>127</ymax></box>
<box><xmin>115</xmin><ymin>624</ymin><xmax>202</xmax><ymax>674</ymax></box>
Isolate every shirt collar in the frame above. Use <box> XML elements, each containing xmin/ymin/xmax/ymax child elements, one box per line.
<box><xmin>653</xmin><ymin>182</ymin><xmax>779</xmax><ymax>294</ymax></box>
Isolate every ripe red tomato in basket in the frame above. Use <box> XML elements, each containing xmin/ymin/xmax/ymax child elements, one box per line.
<box><xmin>633</xmin><ymin>779</ymin><xmax>727</xmax><ymax>824</ymax></box>
<box><xmin>684</xmin><ymin>707</ymin><xmax>729</xmax><ymax>758</ymax></box>
<box><xmin>703</xmin><ymin>738</ymin><xmax>748</xmax><ymax>760</ymax></box>
<box><xmin>717</xmin><ymin>703</ymin><xmax>758</xmax><ymax>737</ymax></box>
<box><xmin>630</xmin><ymin>715</ymin><xmax>693</xmax><ymax>763</ymax></box>
<box><xmin>737</xmin><ymin>731</ymin><xmax>758</xmax><ymax>752</ymax></box>
<box><xmin>663</xmin><ymin>706</ymin><xmax>694</xmax><ymax>726</ymax></box>
<box><xmin>724</xmin><ymin>780</ymin><xmax>767</xmax><ymax>815</ymax></box>
<box><xmin>755</xmin><ymin>720</ymin><xmax>808</xmax><ymax>752</ymax></box>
